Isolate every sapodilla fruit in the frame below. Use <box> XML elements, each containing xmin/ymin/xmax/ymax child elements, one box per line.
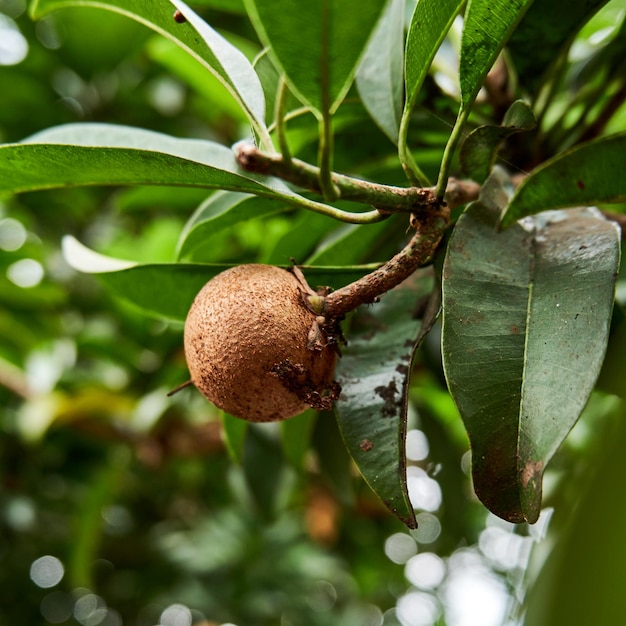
<box><xmin>184</xmin><ymin>264</ymin><xmax>338</xmax><ymax>422</ymax></box>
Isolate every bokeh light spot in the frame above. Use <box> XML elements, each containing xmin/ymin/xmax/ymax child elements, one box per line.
<box><xmin>30</xmin><ymin>555</ymin><xmax>65</xmax><ymax>588</ymax></box>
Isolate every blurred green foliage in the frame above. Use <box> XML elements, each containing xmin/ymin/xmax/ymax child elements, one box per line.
<box><xmin>2</xmin><ymin>1</ymin><xmax>626</xmax><ymax>625</ymax></box>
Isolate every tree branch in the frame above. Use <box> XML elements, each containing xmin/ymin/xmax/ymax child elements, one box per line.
<box><xmin>235</xmin><ymin>143</ymin><xmax>479</xmax><ymax>214</ymax></box>
<box><xmin>320</xmin><ymin>204</ymin><xmax>451</xmax><ymax>319</ymax></box>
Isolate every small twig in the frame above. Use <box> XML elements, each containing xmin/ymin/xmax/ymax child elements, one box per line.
<box><xmin>167</xmin><ymin>380</ymin><xmax>194</xmax><ymax>397</ymax></box>
<box><xmin>235</xmin><ymin>143</ymin><xmax>478</xmax><ymax>214</ymax></box>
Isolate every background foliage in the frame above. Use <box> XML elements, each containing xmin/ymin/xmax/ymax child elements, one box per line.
<box><xmin>1</xmin><ymin>1</ymin><xmax>626</xmax><ymax>625</ymax></box>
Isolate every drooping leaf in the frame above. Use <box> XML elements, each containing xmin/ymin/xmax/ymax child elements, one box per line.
<box><xmin>460</xmin><ymin>100</ymin><xmax>536</xmax><ymax>183</ymax></box>
<box><xmin>508</xmin><ymin>0</ymin><xmax>612</xmax><ymax>96</ymax></box>
<box><xmin>63</xmin><ymin>236</ymin><xmax>374</xmax><ymax>322</ymax></box>
<box><xmin>459</xmin><ymin>0</ymin><xmax>534</xmax><ymax>107</ymax></box>
<box><xmin>441</xmin><ymin>171</ymin><xmax>620</xmax><ymax>523</ymax></box>
<box><xmin>502</xmin><ymin>132</ymin><xmax>626</xmax><ymax>226</ymax></box>
<box><xmin>335</xmin><ymin>269</ymin><xmax>438</xmax><ymax>528</ymax></box>
<box><xmin>177</xmin><ymin>191</ymin><xmax>288</xmax><ymax>259</ymax></box>
<box><xmin>30</xmin><ymin>0</ymin><xmax>268</xmax><ymax>141</ymax></box>
<box><xmin>356</xmin><ymin>0</ymin><xmax>405</xmax><ymax>143</ymax></box>
<box><xmin>244</xmin><ymin>0</ymin><xmax>385</xmax><ymax>115</ymax></box>
<box><xmin>0</xmin><ymin>124</ymin><xmax>293</xmax><ymax>198</ymax></box>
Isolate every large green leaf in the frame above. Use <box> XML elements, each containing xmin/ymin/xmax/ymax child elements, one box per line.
<box><xmin>460</xmin><ymin>0</ymin><xmax>534</xmax><ymax>107</ymax></box>
<box><xmin>244</xmin><ymin>0</ymin><xmax>385</xmax><ymax>115</ymax></box>
<box><xmin>502</xmin><ymin>132</ymin><xmax>626</xmax><ymax>226</ymax></box>
<box><xmin>0</xmin><ymin>124</ymin><xmax>292</xmax><ymax>198</ymax></box>
<box><xmin>334</xmin><ymin>269</ymin><xmax>438</xmax><ymax>528</ymax></box>
<box><xmin>460</xmin><ymin>100</ymin><xmax>536</xmax><ymax>183</ymax></box>
<box><xmin>356</xmin><ymin>0</ymin><xmax>405</xmax><ymax>143</ymax></box>
<box><xmin>63</xmin><ymin>236</ymin><xmax>375</xmax><ymax>322</ymax></box>
<box><xmin>441</xmin><ymin>171</ymin><xmax>620</xmax><ymax>523</ymax></box>
<box><xmin>508</xmin><ymin>0</ymin><xmax>612</xmax><ymax>96</ymax></box>
<box><xmin>30</xmin><ymin>0</ymin><xmax>269</xmax><ymax>140</ymax></box>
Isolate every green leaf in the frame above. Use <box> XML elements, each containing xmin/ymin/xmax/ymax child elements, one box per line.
<box><xmin>508</xmin><ymin>0</ymin><xmax>612</xmax><ymax>96</ymax></box>
<box><xmin>502</xmin><ymin>132</ymin><xmax>626</xmax><ymax>226</ymax></box>
<box><xmin>262</xmin><ymin>210</ymin><xmax>339</xmax><ymax>265</ymax></box>
<box><xmin>460</xmin><ymin>100</ymin><xmax>536</xmax><ymax>183</ymax></box>
<box><xmin>441</xmin><ymin>172</ymin><xmax>620</xmax><ymax>523</ymax></box>
<box><xmin>460</xmin><ymin>0</ymin><xmax>533</xmax><ymax>107</ymax></box>
<box><xmin>177</xmin><ymin>191</ymin><xmax>288</xmax><ymax>259</ymax></box>
<box><xmin>146</xmin><ymin>37</ymin><xmax>249</xmax><ymax>124</ymax></box>
<box><xmin>306</xmin><ymin>219</ymin><xmax>399</xmax><ymax>266</ymax></box>
<box><xmin>30</xmin><ymin>0</ymin><xmax>269</xmax><ymax>141</ymax></box>
<box><xmin>0</xmin><ymin>124</ymin><xmax>293</xmax><ymax>198</ymax></box>
<box><xmin>404</xmin><ymin>0</ymin><xmax>463</xmax><ymax>115</ymax></box>
<box><xmin>334</xmin><ymin>269</ymin><xmax>437</xmax><ymax>528</ymax></box>
<box><xmin>356</xmin><ymin>0</ymin><xmax>405</xmax><ymax>143</ymax></box>
<box><xmin>63</xmin><ymin>236</ymin><xmax>375</xmax><ymax>322</ymax></box>
<box><xmin>244</xmin><ymin>0</ymin><xmax>385</xmax><ymax>115</ymax></box>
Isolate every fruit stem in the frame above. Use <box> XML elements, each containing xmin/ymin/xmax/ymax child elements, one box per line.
<box><xmin>322</xmin><ymin>204</ymin><xmax>450</xmax><ymax>319</ymax></box>
<box><xmin>167</xmin><ymin>380</ymin><xmax>195</xmax><ymax>397</ymax></box>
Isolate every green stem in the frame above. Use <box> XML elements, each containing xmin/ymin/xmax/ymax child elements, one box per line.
<box><xmin>435</xmin><ymin>107</ymin><xmax>470</xmax><ymax>199</ymax></box>
<box><xmin>398</xmin><ymin>109</ymin><xmax>431</xmax><ymax>187</ymax></box>
<box><xmin>275</xmin><ymin>75</ymin><xmax>293</xmax><ymax>163</ymax></box>
<box><xmin>275</xmin><ymin>191</ymin><xmax>385</xmax><ymax>224</ymax></box>
<box><xmin>318</xmin><ymin>112</ymin><xmax>339</xmax><ymax>201</ymax></box>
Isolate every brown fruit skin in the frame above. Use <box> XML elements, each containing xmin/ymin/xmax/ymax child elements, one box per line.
<box><xmin>184</xmin><ymin>264</ymin><xmax>337</xmax><ymax>422</ymax></box>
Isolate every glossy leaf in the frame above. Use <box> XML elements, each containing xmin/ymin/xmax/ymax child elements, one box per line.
<box><xmin>356</xmin><ymin>0</ymin><xmax>404</xmax><ymax>143</ymax></box>
<box><xmin>63</xmin><ymin>236</ymin><xmax>374</xmax><ymax>322</ymax></box>
<box><xmin>404</xmin><ymin>0</ymin><xmax>463</xmax><ymax>114</ymax></box>
<box><xmin>460</xmin><ymin>0</ymin><xmax>533</xmax><ymax>107</ymax></box>
<box><xmin>442</xmin><ymin>172</ymin><xmax>620</xmax><ymax>523</ymax></box>
<box><xmin>460</xmin><ymin>100</ymin><xmax>536</xmax><ymax>183</ymax></box>
<box><xmin>0</xmin><ymin>124</ymin><xmax>293</xmax><ymax>198</ymax></box>
<box><xmin>30</xmin><ymin>0</ymin><xmax>268</xmax><ymax>139</ymax></box>
<box><xmin>335</xmin><ymin>269</ymin><xmax>437</xmax><ymax>528</ymax></box>
<box><xmin>244</xmin><ymin>0</ymin><xmax>385</xmax><ymax>115</ymax></box>
<box><xmin>502</xmin><ymin>132</ymin><xmax>626</xmax><ymax>226</ymax></box>
<box><xmin>508</xmin><ymin>0</ymin><xmax>612</xmax><ymax>96</ymax></box>
<box><xmin>177</xmin><ymin>191</ymin><xmax>287</xmax><ymax>259</ymax></box>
